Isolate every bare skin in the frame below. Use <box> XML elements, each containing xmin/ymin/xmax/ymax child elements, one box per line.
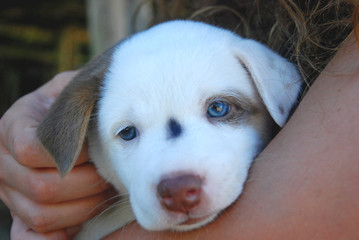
<box><xmin>104</xmin><ymin>33</ymin><xmax>359</xmax><ymax>239</ymax></box>
<box><xmin>0</xmin><ymin>32</ymin><xmax>358</xmax><ymax>239</ymax></box>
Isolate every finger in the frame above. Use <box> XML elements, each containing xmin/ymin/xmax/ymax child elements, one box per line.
<box><xmin>0</xmin><ymin>151</ymin><xmax>110</xmax><ymax>203</ymax></box>
<box><xmin>28</xmin><ymin>163</ymin><xmax>110</xmax><ymax>203</ymax></box>
<box><xmin>11</xmin><ymin>214</ymin><xmax>70</xmax><ymax>240</ymax></box>
<box><xmin>36</xmin><ymin>70</ymin><xmax>80</xmax><ymax>99</ymax></box>
<box><xmin>7</xmin><ymin>186</ymin><xmax>118</xmax><ymax>233</ymax></box>
<box><xmin>0</xmin><ymin>70</ymin><xmax>84</xmax><ymax>168</ymax></box>
<box><xmin>0</xmin><ymin>98</ymin><xmax>89</xmax><ymax>168</ymax></box>
<box><xmin>0</xmin><ymin>93</ymin><xmax>53</xmax><ymax>168</ymax></box>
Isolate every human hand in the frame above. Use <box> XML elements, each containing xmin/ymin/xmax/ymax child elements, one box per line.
<box><xmin>0</xmin><ymin>71</ymin><xmax>116</xmax><ymax>239</ymax></box>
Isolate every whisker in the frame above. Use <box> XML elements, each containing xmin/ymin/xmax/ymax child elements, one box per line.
<box><xmin>88</xmin><ymin>192</ymin><xmax>130</xmax><ymax>215</ymax></box>
<box><xmin>85</xmin><ymin>197</ymin><xmax>132</xmax><ymax>232</ymax></box>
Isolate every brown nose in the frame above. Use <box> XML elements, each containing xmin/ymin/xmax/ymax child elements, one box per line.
<box><xmin>157</xmin><ymin>174</ymin><xmax>202</xmax><ymax>213</ymax></box>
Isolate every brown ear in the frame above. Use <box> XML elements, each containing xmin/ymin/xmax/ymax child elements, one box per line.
<box><xmin>37</xmin><ymin>46</ymin><xmax>115</xmax><ymax>177</ymax></box>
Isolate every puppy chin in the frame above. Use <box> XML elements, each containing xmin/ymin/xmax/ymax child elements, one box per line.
<box><xmin>137</xmin><ymin>208</ymin><xmax>220</xmax><ymax>232</ymax></box>
<box><xmin>170</xmin><ymin>212</ymin><xmax>218</xmax><ymax>231</ymax></box>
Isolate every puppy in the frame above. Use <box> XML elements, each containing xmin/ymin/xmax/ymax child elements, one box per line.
<box><xmin>37</xmin><ymin>20</ymin><xmax>301</xmax><ymax>239</ymax></box>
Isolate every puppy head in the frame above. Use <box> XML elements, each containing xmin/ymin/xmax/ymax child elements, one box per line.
<box><xmin>37</xmin><ymin>21</ymin><xmax>301</xmax><ymax>230</ymax></box>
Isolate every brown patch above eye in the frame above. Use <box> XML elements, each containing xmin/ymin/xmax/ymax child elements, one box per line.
<box><xmin>206</xmin><ymin>92</ymin><xmax>261</xmax><ymax>127</ymax></box>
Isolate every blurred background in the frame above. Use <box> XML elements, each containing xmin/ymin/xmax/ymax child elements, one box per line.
<box><xmin>0</xmin><ymin>0</ymin><xmax>90</xmax><ymax>117</ymax></box>
<box><xmin>0</xmin><ymin>0</ymin><xmax>154</xmax><ymax>117</ymax></box>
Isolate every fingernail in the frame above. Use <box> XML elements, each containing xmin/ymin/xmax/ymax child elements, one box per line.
<box><xmin>66</xmin><ymin>225</ymin><xmax>82</xmax><ymax>238</ymax></box>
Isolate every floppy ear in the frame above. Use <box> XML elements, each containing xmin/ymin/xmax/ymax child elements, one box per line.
<box><xmin>233</xmin><ymin>39</ymin><xmax>302</xmax><ymax>127</ymax></box>
<box><xmin>36</xmin><ymin>46</ymin><xmax>115</xmax><ymax>177</ymax></box>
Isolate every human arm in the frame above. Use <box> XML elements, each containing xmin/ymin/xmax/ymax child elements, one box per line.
<box><xmin>0</xmin><ymin>71</ymin><xmax>115</xmax><ymax>240</ymax></box>
<box><xmin>104</xmin><ymin>33</ymin><xmax>359</xmax><ymax>239</ymax></box>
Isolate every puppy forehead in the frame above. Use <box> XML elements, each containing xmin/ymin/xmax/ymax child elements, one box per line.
<box><xmin>101</xmin><ymin>21</ymin><xmax>258</xmax><ymax>121</ymax></box>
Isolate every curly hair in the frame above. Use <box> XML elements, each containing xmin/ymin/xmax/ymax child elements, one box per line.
<box><xmin>137</xmin><ymin>0</ymin><xmax>358</xmax><ymax>91</ymax></box>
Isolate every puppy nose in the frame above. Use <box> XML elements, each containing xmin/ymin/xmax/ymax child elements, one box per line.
<box><xmin>157</xmin><ymin>174</ymin><xmax>202</xmax><ymax>213</ymax></box>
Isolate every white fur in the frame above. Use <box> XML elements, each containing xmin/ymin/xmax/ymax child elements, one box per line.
<box><xmin>75</xmin><ymin>21</ymin><xmax>301</xmax><ymax>239</ymax></box>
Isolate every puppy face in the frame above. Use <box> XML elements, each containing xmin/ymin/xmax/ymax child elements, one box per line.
<box><xmin>88</xmin><ymin>21</ymin><xmax>299</xmax><ymax>230</ymax></box>
<box><xmin>94</xmin><ymin>43</ymin><xmax>268</xmax><ymax>230</ymax></box>
<box><xmin>37</xmin><ymin>20</ymin><xmax>301</xmax><ymax>233</ymax></box>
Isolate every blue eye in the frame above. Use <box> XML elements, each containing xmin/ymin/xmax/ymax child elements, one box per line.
<box><xmin>118</xmin><ymin>126</ymin><xmax>137</xmax><ymax>141</ymax></box>
<box><xmin>207</xmin><ymin>101</ymin><xmax>230</xmax><ymax>118</ymax></box>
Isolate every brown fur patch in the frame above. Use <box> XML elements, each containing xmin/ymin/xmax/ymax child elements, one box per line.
<box><xmin>206</xmin><ymin>86</ymin><xmax>278</xmax><ymax>148</ymax></box>
<box><xmin>37</xmin><ymin>45</ymin><xmax>116</xmax><ymax>176</ymax></box>
<box><xmin>206</xmin><ymin>92</ymin><xmax>259</xmax><ymax>126</ymax></box>
<box><xmin>206</xmin><ymin>90</ymin><xmax>277</xmax><ymax>147</ymax></box>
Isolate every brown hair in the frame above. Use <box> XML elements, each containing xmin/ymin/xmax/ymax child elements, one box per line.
<box><xmin>138</xmin><ymin>0</ymin><xmax>359</xmax><ymax>90</ymax></box>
